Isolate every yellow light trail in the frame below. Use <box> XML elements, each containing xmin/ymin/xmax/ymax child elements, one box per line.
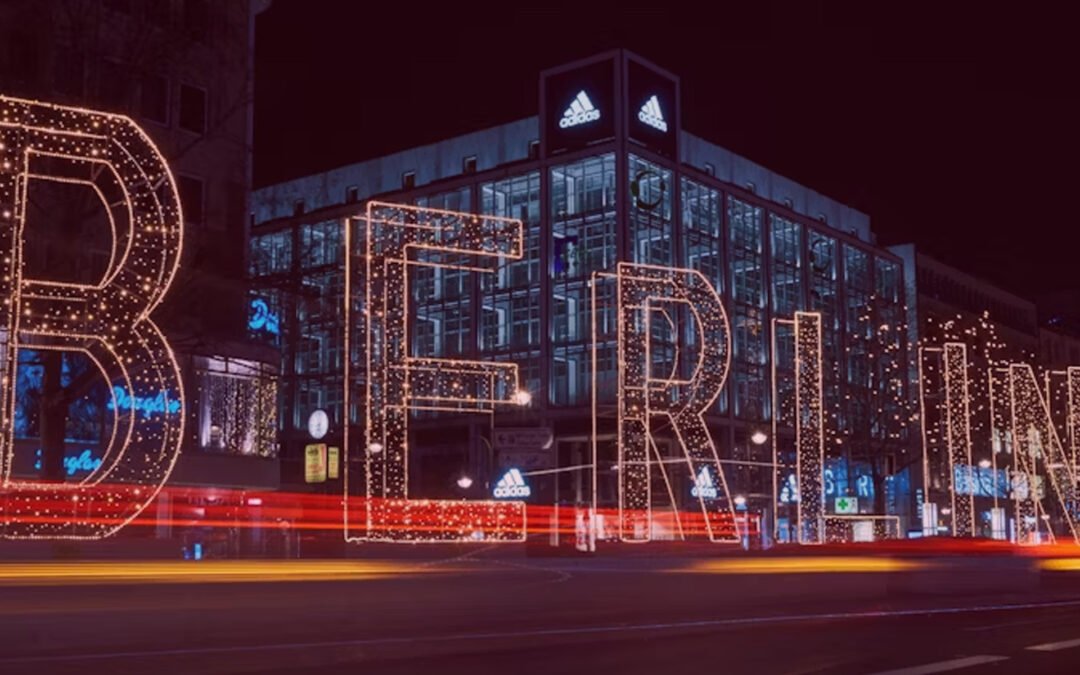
<box><xmin>675</xmin><ymin>557</ymin><xmax>926</xmax><ymax>574</ymax></box>
<box><xmin>1038</xmin><ymin>557</ymin><xmax>1080</xmax><ymax>572</ymax></box>
<box><xmin>0</xmin><ymin>560</ymin><xmax>442</xmax><ymax>586</ymax></box>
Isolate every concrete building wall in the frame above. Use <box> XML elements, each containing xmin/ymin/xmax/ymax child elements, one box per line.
<box><xmin>0</xmin><ymin>0</ymin><xmax>261</xmax><ymax>341</ymax></box>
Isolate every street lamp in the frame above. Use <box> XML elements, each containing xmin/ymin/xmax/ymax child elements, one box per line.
<box><xmin>368</xmin><ymin>443</ymin><xmax>384</xmax><ymax>455</ymax></box>
<box><xmin>733</xmin><ymin>495</ymin><xmax>747</xmax><ymax>507</ymax></box>
<box><xmin>978</xmin><ymin>458</ymin><xmax>991</xmax><ymax>469</ymax></box>
<box><xmin>456</xmin><ymin>475</ymin><xmax>474</xmax><ymax>490</ymax></box>
<box><xmin>513</xmin><ymin>389</ymin><xmax>532</xmax><ymax>406</ymax></box>
<box><xmin>750</xmin><ymin>430</ymin><xmax>768</xmax><ymax>446</ymax></box>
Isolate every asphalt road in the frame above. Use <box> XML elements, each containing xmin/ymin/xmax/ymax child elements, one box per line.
<box><xmin>2</xmin><ymin>555</ymin><xmax>1080</xmax><ymax>675</ymax></box>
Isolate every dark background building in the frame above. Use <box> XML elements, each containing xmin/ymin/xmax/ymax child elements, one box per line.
<box><xmin>0</xmin><ymin>0</ymin><xmax>278</xmax><ymax>525</ymax></box>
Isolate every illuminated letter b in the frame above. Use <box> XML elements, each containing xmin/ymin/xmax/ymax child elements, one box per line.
<box><xmin>0</xmin><ymin>96</ymin><xmax>184</xmax><ymax>539</ymax></box>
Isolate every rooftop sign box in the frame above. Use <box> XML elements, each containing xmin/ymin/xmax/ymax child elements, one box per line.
<box><xmin>541</xmin><ymin>51</ymin><xmax>679</xmax><ymax>159</ymax></box>
<box><xmin>543</xmin><ymin>57</ymin><xmax>616</xmax><ymax>156</ymax></box>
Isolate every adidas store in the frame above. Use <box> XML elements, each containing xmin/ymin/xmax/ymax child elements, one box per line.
<box><xmin>251</xmin><ymin>50</ymin><xmax>909</xmax><ymax>539</ymax></box>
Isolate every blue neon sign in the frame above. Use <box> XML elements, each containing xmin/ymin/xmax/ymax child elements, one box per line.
<box><xmin>106</xmin><ymin>385</ymin><xmax>181</xmax><ymax>417</ymax></box>
<box><xmin>248</xmin><ymin>298</ymin><xmax>280</xmax><ymax>336</ymax></box>
<box><xmin>34</xmin><ymin>448</ymin><xmax>103</xmax><ymax>476</ymax></box>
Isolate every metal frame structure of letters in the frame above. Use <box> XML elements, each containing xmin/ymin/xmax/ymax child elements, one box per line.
<box><xmin>770</xmin><ymin>312</ymin><xmax>825</xmax><ymax>544</ymax></box>
<box><xmin>344</xmin><ymin>202</ymin><xmax>527</xmax><ymax>543</ymax></box>
<box><xmin>1007</xmin><ymin>363</ymin><xmax>1079</xmax><ymax>544</ymax></box>
<box><xmin>597</xmin><ymin>262</ymin><xmax>738</xmax><ymax>543</ymax></box>
<box><xmin>0</xmin><ymin>95</ymin><xmax>184</xmax><ymax>539</ymax></box>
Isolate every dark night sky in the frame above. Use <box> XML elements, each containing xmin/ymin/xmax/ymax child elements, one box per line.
<box><xmin>254</xmin><ymin>2</ymin><xmax>1080</xmax><ymax>298</ymax></box>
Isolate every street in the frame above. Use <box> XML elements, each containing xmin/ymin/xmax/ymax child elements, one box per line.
<box><xmin>1</xmin><ymin>554</ymin><xmax>1079</xmax><ymax>674</ymax></box>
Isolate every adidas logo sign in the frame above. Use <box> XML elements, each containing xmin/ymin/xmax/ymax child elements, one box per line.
<box><xmin>559</xmin><ymin>91</ymin><xmax>600</xmax><ymax>129</ymax></box>
<box><xmin>493</xmin><ymin>468</ymin><xmax>531</xmax><ymax>498</ymax></box>
<box><xmin>637</xmin><ymin>95</ymin><xmax>668</xmax><ymax>132</ymax></box>
<box><xmin>690</xmin><ymin>466</ymin><xmax>718</xmax><ymax>499</ymax></box>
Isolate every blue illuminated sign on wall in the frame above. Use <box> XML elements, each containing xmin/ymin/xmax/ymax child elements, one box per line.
<box><xmin>954</xmin><ymin>464</ymin><xmax>1008</xmax><ymax>499</ymax></box>
<box><xmin>779</xmin><ymin>459</ymin><xmax>876</xmax><ymax>504</ymax></box>
<box><xmin>34</xmin><ymin>448</ymin><xmax>103</xmax><ymax>476</ymax></box>
<box><xmin>106</xmin><ymin>385</ymin><xmax>181</xmax><ymax>418</ymax></box>
<box><xmin>248</xmin><ymin>298</ymin><xmax>280</xmax><ymax>336</ymax></box>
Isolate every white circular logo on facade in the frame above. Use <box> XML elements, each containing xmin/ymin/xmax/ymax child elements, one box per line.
<box><xmin>308</xmin><ymin>409</ymin><xmax>329</xmax><ymax>439</ymax></box>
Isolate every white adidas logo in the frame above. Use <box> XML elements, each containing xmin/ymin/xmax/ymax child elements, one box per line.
<box><xmin>493</xmin><ymin>468</ymin><xmax>531</xmax><ymax>498</ymax></box>
<box><xmin>690</xmin><ymin>466</ymin><xmax>718</xmax><ymax>499</ymax></box>
<box><xmin>559</xmin><ymin>91</ymin><xmax>600</xmax><ymax>129</ymax></box>
<box><xmin>637</xmin><ymin>95</ymin><xmax>668</xmax><ymax>132</ymax></box>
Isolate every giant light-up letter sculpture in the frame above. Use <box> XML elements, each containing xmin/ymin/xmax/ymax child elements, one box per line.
<box><xmin>345</xmin><ymin>202</ymin><xmax>526</xmax><ymax>542</ymax></box>
<box><xmin>794</xmin><ymin>311</ymin><xmax>825</xmax><ymax>545</ymax></box>
<box><xmin>0</xmin><ymin>96</ymin><xmax>183</xmax><ymax>539</ymax></box>
<box><xmin>1007</xmin><ymin>363</ymin><xmax>1080</xmax><ymax>544</ymax></box>
<box><xmin>1044</xmin><ymin>366</ymin><xmax>1080</xmax><ymax>476</ymax></box>
<box><xmin>601</xmin><ymin>262</ymin><xmax>737</xmax><ymax>543</ymax></box>
<box><xmin>942</xmin><ymin>343</ymin><xmax>976</xmax><ymax>537</ymax></box>
<box><xmin>918</xmin><ymin>343</ymin><xmax>976</xmax><ymax>537</ymax></box>
<box><xmin>769</xmin><ymin>312</ymin><xmax>825</xmax><ymax>544</ymax></box>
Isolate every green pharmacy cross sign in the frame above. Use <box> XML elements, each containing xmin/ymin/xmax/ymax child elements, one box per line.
<box><xmin>834</xmin><ymin>496</ymin><xmax>859</xmax><ymax>515</ymax></box>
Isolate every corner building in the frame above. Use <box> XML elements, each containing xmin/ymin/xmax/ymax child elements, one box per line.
<box><xmin>251</xmin><ymin>51</ymin><xmax>911</xmax><ymax>540</ymax></box>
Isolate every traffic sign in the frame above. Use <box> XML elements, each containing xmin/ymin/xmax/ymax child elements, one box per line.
<box><xmin>493</xmin><ymin>427</ymin><xmax>553</xmax><ymax>451</ymax></box>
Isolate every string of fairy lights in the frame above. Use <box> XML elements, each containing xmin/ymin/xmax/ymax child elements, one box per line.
<box><xmin>1007</xmin><ymin>363</ymin><xmax>1079</xmax><ymax>543</ymax></box>
<box><xmin>601</xmin><ymin>262</ymin><xmax>738</xmax><ymax>543</ymax></box>
<box><xmin>794</xmin><ymin>311</ymin><xmax>825</xmax><ymax>545</ymax></box>
<box><xmin>942</xmin><ymin>343</ymin><xmax>975</xmax><ymax>537</ymax></box>
<box><xmin>3</xmin><ymin>95</ymin><xmax>1078</xmax><ymax>544</ymax></box>
<box><xmin>0</xmin><ymin>95</ymin><xmax>184</xmax><ymax>539</ymax></box>
<box><xmin>347</xmin><ymin>201</ymin><xmax>528</xmax><ymax>543</ymax></box>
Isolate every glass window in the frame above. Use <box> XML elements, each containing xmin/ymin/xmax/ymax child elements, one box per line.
<box><xmin>177</xmin><ymin>175</ymin><xmax>204</xmax><ymax>225</ymax></box>
<box><xmin>549</xmin><ymin>154</ymin><xmax>617</xmax><ymax>406</ymax></box>
<box><xmin>196</xmin><ymin>357</ymin><xmax>278</xmax><ymax>457</ymax></box>
<box><xmin>729</xmin><ymin>197</ymin><xmax>764</xmax><ymax>308</ymax></box>
<box><xmin>98</xmin><ymin>60</ymin><xmax>130</xmax><ymax>111</ymax></box>
<box><xmin>179</xmin><ymin>84</ymin><xmax>207</xmax><ymax>134</ymax></box>
<box><xmin>140</xmin><ymin>73</ymin><xmax>169</xmax><ymax>124</ymax></box>
<box><xmin>682</xmin><ymin>178</ymin><xmax>721</xmax><ymax>237</ymax></box>
<box><xmin>629</xmin><ymin>155</ymin><xmax>674</xmax><ymax>267</ymax></box>
<box><xmin>875</xmin><ymin>257</ymin><xmax>901</xmax><ymax>303</ymax></box>
<box><xmin>770</xmin><ymin>214</ymin><xmax>801</xmax><ymax>317</ymax></box>
<box><xmin>481</xmin><ymin>173</ymin><xmax>541</xmax><ymax>291</ymax></box>
<box><xmin>293</xmin><ymin>377</ymin><xmax>343</xmax><ymax>432</ymax></box>
<box><xmin>250</xmin><ymin>230</ymin><xmax>292</xmax><ymax>276</ymax></box>
<box><xmin>299</xmin><ymin>221</ymin><xmax>342</xmax><ymax>269</ymax></box>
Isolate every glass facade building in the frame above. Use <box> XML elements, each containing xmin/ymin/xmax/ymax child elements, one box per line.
<box><xmin>250</xmin><ymin>51</ymin><xmax>909</xmax><ymax>534</ymax></box>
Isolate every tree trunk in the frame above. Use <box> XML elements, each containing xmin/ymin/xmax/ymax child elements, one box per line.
<box><xmin>39</xmin><ymin>351</ymin><xmax>68</xmax><ymax>482</ymax></box>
